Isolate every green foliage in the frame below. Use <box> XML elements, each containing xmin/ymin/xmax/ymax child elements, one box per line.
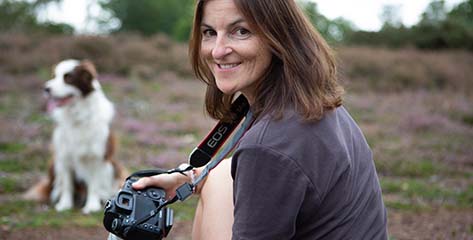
<box><xmin>298</xmin><ymin>0</ymin><xmax>354</xmax><ymax>44</ymax></box>
<box><xmin>412</xmin><ymin>0</ymin><xmax>473</xmax><ymax>50</ymax></box>
<box><xmin>0</xmin><ymin>0</ymin><xmax>73</xmax><ymax>34</ymax></box>
<box><xmin>99</xmin><ymin>0</ymin><xmax>194</xmax><ymax>41</ymax></box>
<box><xmin>419</xmin><ymin>0</ymin><xmax>448</xmax><ymax>25</ymax></box>
<box><xmin>346</xmin><ymin>0</ymin><xmax>473</xmax><ymax>50</ymax></box>
<box><xmin>0</xmin><ymin>0</ymin><xmax>37</xmax><ymax>31</ymax></box>
<box><xmin>380</xmin><ymin>4</ymin><xmax>403</xmax><ymax>28</ymax></box>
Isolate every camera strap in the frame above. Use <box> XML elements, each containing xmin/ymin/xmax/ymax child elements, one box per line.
<box><xmin>174</xmin><ymin>95</ymin><xmax>254</xmax><ymax>201</ymax></box>
<box><xmin>125</xmin><ymin>95</ymin><xmax>254</xmax><ymax>233</ymax></box>
<box><xmin>189</xmin><ymin>94</ymin><xmax>250</xmax><ymax>167</ymax></box>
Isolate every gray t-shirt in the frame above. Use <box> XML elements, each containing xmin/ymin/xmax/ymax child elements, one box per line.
<box><xmin>231</xmin><ymin>106</ymin><xmax>387</xmax><ymax>240</ymax></box>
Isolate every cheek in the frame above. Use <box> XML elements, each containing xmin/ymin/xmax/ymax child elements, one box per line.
<box><xmin>253</xmin><ymin>49</ymin><xmax>272</xmax><ymax>75</ymax></box>
<box><xmin>200</xmin><ymin>43</ymin><xmax>212</xmax><ymax>59</ymax></box>
<box><xmin>200</xmin><ymin>46</ymin><xmax>214</xmax><ymax>70</ymax></box>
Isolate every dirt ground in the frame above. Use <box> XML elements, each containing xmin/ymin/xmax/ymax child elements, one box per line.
<box><xmin>1</xmin><ymin>221</ymin><xmax>193</xmax><ymax>240</ymax></box>
<box><xmin>2</xmin><ymin>210</ymin><xmax>472</xmax><ymax>240</ymax></box>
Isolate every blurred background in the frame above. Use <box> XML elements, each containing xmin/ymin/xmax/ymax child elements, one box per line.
<box><xmin>0</xmin><ymin>0</ymin><xmax>472</xmax><ymax>239</ymax></box>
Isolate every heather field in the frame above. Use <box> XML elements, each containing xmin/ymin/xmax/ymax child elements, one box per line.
<box><xmin>0</xmin><ymin>34</ymin><xmax>472</xmax><ymax>239</ymax></box>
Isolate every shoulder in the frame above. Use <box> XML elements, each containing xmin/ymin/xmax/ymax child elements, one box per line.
<box><xmin>235</xmin><ymin>106</ymin><xmax>368</xmax><ymax>189</ymax></box>
<box><xmin>240</xmin><ymin>106</ymin><xmax>358</xmax><ymax>152</ymax></box>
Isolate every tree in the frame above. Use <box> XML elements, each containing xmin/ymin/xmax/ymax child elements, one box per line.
<box><xmin>0</xmin><ymin>0</ymin><xmax>73</xmax><ymax>34</ymax></box>
<box><xmin>445</xmin><ymin>0</ymin><xmax>473</xmax><ymax>49</ymax></box>
<box><xmin>344</xmin><ymin>0</ymin><xmax>473</xmax><ymax>50</ymax></box>
<box><xmin>298</xmin><ymin>0</ymin><xmax>354</xmax><ymax>44</ymax></box>
<box><xmin>448</xmin><ymin>0</ymin><xmax>473</xmax><ymax>25</ymax></box>
<box><xmin>413</xmin><ymin>0</ymin><xmax>472</xmax><ymax>49</ymax></box>
<box><xmin>99</xmin><ymin>0</ymin><xmax>194</xmax><ymax>41</ymax></box>
<box><xmin>380</xmin><ymin>4</ymin><xmax>403</xmax><ymax>28</ymax></box>
<box><xmin>420</xmin><ymin>0</ymin><xmax>448</xmax><ymax>25</ymax></box>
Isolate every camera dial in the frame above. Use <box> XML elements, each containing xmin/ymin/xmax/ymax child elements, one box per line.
<box><xmin>111</xmin><ymin>218</ymin><xmax>122</xmax><ymax>232</ymax></box>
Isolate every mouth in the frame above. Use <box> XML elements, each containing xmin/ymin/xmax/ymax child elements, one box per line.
<box><xmin>46</xmin><ymin>94</ymin><xmax>74</xmax><ymax>112</ymax></box>
<box><xmin>216</xmin><ymin>63</ymin><xmax>241</xmax><ymax>71</ymax></box>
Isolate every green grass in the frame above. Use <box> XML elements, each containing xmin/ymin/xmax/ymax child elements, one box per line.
<box><xmin>157</xmin><ymin>112</ymin><xmax>184</xmax><ymax>123</ymax></box>
<box><xmin>458</xmin><ymin>185</ymin><xmax>473</xmax><ymax>207</ymax></box>
<box><xmin>101</xmin><ymin>83</ymin><xmax>113</xmax><ymax>95</ymax></box>
<box><xmin>384</xmin><ymin>200</ymin><xmax>427</xmax><ymax>211</ymax></box>
<box><xmin>381</xmin><ymin>178</ymin><xmax>473</xmax><ymax>209</ymax></box>
<box><xmin>172</xmin><ymin>196</ymin><xmax>198</xmax><ymax>222</ymax></box>
<box><xmin>27</xmin><ymin>112</ymin><xmax>51</xmax><ymax>124</ymax></box>
<box><xmin>151</xmin><ymin>82</ymin><xmax>161</xmax><ymax>92</ymax></box>
<box><xmin>0</xmin><ymin>177</ymin><xmax>19</xmax><ymax>193</ymax></box>
<box><xmin>376</xmin><ymin>159</ymin><xmax>441</xmax><ymax>178</ymax></box>
<box><xmin>0</xmin><ymin>197</ymin><xmax>197</xmax><ymax>230</ymax></box>
<box><xmin>0</xmin><ymin>199</ymin><xmax>106</xmax><ymax>229</ymax></box>
<box><xmin>461</xmin><ymin>113</ymin><xmax>473</xmax><ymax>126</ymax></box>
<box><xmin>36</xmin><ymin>67</ymin><xmax>51</xmax><ymax>81</ymax></box>
<box><xmin>0</xmin><ymin>200</ymin><xmax>104</xmax><ymax>229</ymax></box>
<box><xmin>0</xmin><ymin>142</ymin><xmax>27</xmax><ymax>153</ymax></box>
<box><xmin>0</xmin><ymin>158</ymin><xmax>34</xmax><ymax>173</ymax></box>
<box><xmin>0</xmin><ymin>147</ymin><xmax>49</xmax><ymax>173</ymax></box>
<box><xmin>416</xmin><ymin>132</ymin><xmax>472</xmax><ymax>154</ymax></box>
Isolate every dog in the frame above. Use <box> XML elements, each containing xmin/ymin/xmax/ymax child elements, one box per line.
<box><xmin>24</xmin><ymin>59</ymin><xmax>127</xmax><ymax>213</ymax></box>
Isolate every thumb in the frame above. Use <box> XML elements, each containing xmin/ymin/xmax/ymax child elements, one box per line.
<box><xmin>132</xmin><ymin>177</ymin><xmax>154</xmax><ymax>190</ymax></box>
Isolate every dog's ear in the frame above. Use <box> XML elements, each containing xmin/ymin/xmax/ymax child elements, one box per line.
<box><xmin>72</xmin><ymin>60</ymin><xmax>98</xmax><ymax>97</ymax></box>
<box><xmin>80</xmin><ymin>60</ymin><xmax>98</xmax><ymax>79</ymax></box>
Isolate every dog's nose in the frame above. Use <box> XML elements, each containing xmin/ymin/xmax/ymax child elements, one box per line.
<box><xmin>44</xmin><ymin>87</ymin><xmax>51</xmax><ymax>94</ymax></box>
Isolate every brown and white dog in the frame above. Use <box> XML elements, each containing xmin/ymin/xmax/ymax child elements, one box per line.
<box><xmin>24</xmin><ymin>59</ymin><xmax>126</xmax><ymax>213</ymax></box>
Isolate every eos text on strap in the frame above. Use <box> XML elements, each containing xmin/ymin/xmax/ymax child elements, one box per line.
<box><xmin>189</xmin><ymin>95</ymin><xmax>250</xmax><ymax>168</ymax></box>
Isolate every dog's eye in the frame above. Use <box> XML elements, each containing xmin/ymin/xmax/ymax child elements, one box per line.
<box><xmin>64</xmin><ymin>73</ymin><xmax>72</xmax><ymax>83</ymax></box>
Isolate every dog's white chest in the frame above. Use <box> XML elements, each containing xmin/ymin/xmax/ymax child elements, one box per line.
<box><xmin>51</xmin><ymin>92</ymin><xmax>114</xmax><ymax>163</ymax></box>
<box><xmin>54</xmin><ymin>124</ymin><xmax>108</xmax><ymax>158</ymax></box>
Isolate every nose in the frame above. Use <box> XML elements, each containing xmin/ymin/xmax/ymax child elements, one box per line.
<box><xmin>44</xmin><ymin>86</ymin><xmax>51</xmax><ymax>94</ymax></box>
<box><xmin>212</xmin><ymin>35</ymin><xmax>232</xmax><ymax>59</ymax></box>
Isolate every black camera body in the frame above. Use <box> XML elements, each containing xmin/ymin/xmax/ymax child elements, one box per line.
<box><xmin>103</xmin><ymin>176</ymin><xmax>173</xmax><ymax>240</ymax></box>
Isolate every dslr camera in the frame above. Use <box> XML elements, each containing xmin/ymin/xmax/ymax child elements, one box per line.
<box><xmin>103</xmin><ymin>174</ymin><xmax>173</xmax><ymax>240</ymax></box>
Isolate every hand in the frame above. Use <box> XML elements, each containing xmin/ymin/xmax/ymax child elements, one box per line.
<box><xmin>132</xmin><ymin>171</ymin><xmax>189</xmax><ymax>200</ymax></box>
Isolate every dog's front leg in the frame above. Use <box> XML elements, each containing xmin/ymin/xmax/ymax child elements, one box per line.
<box><xmin>54</xmin><ymin>169</ymin><xmax>74</xmax><ymax>211</ymax></box>
<box><xmin>82</xmin><ymin>175</ymin><xmax>102</xmax><ymax>214</ymax></box>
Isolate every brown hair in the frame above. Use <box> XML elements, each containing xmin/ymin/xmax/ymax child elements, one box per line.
<box><xmin>189</xmin><ymin>0</ymin><xmax>344</xmax><ymax>122</ymax></box>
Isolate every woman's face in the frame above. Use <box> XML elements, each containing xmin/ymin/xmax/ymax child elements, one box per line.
<box><xmin>200</xmin><ymin>0</ymin><xmax>272</xmax><ymax>104</ymax></box>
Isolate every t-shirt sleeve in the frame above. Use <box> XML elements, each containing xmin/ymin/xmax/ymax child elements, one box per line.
<box><xmin>231</xmin><ymin>145</ymin><xmax>312</xmax><ymax>240</ymax></box>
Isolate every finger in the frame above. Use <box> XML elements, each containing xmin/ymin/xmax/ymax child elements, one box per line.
<box><xmin>132</xmin><ymin>177</ymin><xmax>154</xmax><ymax>189</ymax></box>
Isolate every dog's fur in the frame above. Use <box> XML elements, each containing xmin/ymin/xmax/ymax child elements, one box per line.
<box><xmin>24</xmin><ymin>59</ymin><xmax>127</xmax><ymax>213</ymax></box>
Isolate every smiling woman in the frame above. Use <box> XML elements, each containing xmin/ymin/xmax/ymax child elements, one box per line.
<box><xmin>133</xmin><ymin>0</ymin><xmax>388</xmax><ymax>239</ymax></box>
<box><xmin>199</xmin><ymin>0</ymin><xmax>272</xmax><ymax>104</ymax></box>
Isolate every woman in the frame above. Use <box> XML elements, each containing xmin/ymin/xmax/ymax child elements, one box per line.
<box><xmin>133</xmin><ymin>0</ymin><xmax>388</xmax><ymax>239</ymax></box>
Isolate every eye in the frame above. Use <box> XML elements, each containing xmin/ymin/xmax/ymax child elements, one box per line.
<box><xmin>233</xmin><ymin>27</ymin><xmax>251</xmax><ymax>39</ymax></box>
<box><xmin>64</xmin><ymin>73</ymin><xmax>72</xmax><ymax>83</ymax></box>
<box><xmin>202</xmin><ymin>28</ymin><xmax>216</xmax><ymax>39</ymax></box>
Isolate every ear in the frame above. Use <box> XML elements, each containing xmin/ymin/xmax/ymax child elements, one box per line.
<box><xmin>80</xmin><ymin>59</ymin><xmax>98</xmax><ymax>79</ymax></box>
<box><xmin>72</xmin><ymin>60</ymin><xmax>97</xmax><ymax>97</ymax></box>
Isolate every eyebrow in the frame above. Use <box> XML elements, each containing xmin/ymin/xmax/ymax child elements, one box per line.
<box><xmin>201</xmin><ymin>18</ymin><xmax>246</xmax><ymax>29</ymax></box>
